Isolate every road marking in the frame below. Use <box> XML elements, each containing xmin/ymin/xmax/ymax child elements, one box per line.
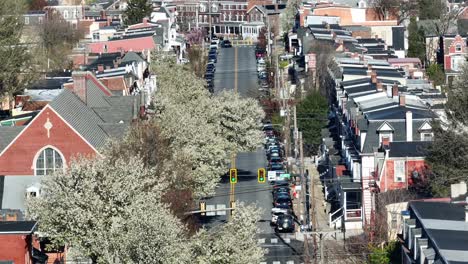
<box><xmin>234</xmin><ymin>46</ymin><xmax>238</xmax><ymax>93</ymax></box>
<box><xmin>286</xmin><ymin>261</ymin><xmax>295</xmax><ymax>264</ymax></box>
<box><xmin>271</xmin><ymin>238</ymin><xmax>278</xmax><ymax>244</ymax></box>
<box><xmin>284</xmin><ymin>238</ymin><xmax>291</xmax><ymax>243</ymax></box>
<box><xmin>272</xmin><ymin>261</ymin><xmax>281</xmax><ymax>264</ymax></box>
<box><xmin>258</xmin><ymin>238</ymin><xmax>266</xmax><ymax>244</ymax></box>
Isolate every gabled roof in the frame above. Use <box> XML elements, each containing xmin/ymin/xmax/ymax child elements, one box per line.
<box><xmin>0</xmin><ymin>221</ymin><xmax>37</xmax><ymax>234</ymax></box>
<box><xmin>377</xmin><ymin>122</ymin><xmax>394</xmax><ymax>131</ymax></box>
<box><xmin>0</xmin><ymin>126</ymin><xmax>24</xmax><ymax>153</ymax></box>
<box><xmin>88</xmin><ymin>36</ymin><xmax>156</xmax><ymax>54</ymax></box>
<box><xmin>49</xmin><ymin>89</ymin><xmax>111</xmax><ymax>150</ymax></box>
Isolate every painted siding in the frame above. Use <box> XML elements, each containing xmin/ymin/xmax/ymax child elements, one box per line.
<box><xmin>0</xmin><ymin>106</ymin><xmax>96</xmax><ymax>175</ymax></box>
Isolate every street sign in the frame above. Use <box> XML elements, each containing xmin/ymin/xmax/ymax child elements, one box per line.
<box><xmin>279</xmin><ymin>173</ymin><xmax>291</xmax><ymax>180</ymax></box>
<box><xmin>268</xmin><ymin>171</ymin><xmax>277</xmax><ymax>181</ymax></box>
<box><xmin>306</xmin><ymin>53</ymin><xmax>316</xmax><ymax>71</ymax></box>
<box><xmin>216</xmin><ymin>204</ymin><xmax>226</xmax><ymax>216</ymax></box>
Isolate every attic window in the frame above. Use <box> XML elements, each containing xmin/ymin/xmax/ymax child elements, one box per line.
<box><xmin>456</xmin><ymin>44</ymin><xmax>462</xmax><ymax>52</ymax></box>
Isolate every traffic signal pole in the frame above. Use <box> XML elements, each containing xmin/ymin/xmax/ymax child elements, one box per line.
<box><xmin>229</xmin><ymin>154</ymin><xmax>236</xmax><ymax>220</ymax></box>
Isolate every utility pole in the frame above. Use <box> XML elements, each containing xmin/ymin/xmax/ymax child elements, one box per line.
<box><xmin>293</xmin><ymin>104</ymin><xmax>298</xmax><ymax>159</ymax></box>
<box><xmin>208</xmin><ymin>0</ymin><xmax>212</xmax><ymax>43</ymax></box>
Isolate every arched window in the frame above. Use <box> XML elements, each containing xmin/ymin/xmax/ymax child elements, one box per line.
<box><xmin>35</xmin><ymin>147</ymin><xmax>64</xmax><ymax>176</ymax></box>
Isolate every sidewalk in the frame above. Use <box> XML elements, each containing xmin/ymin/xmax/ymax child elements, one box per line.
<box><xmin>291</xmin><ymin>157</ymin><xmax>345</xmax><ymax>241</ymax></box>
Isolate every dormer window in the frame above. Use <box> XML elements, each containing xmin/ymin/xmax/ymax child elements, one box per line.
<box><xmin>418</xmin><ymin>121</ymin><xmax>433</xmax><ymax>141</ymax></box>
<box><xmin>377</xmin><ymin>122</ymin><xmax>394</xmax><ymax>144</ymax></box>
<box><xmin>456</xmin><ymin>44</ymin><xmax>462</xmax><ymax>52</ymax></box>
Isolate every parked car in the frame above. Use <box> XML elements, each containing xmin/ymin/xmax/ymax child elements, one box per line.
<box><xmin>204</xmin><ymin>72</ymin><xmax>214</xmax><ymax>82</ymax></box>
<box><xmin>208</xmin><ymin>54</ymin><xmax>217</xmax><ymax>63</ymax></box>
<box><xmin>206</xmin><ymin>63</ymin><xmax>216</xmax><ymax>73</ymax></box>
<box><xmin>210</xmin><ymin>42</ymin><xmax>218</xmax><ymax>49</ymax></box>
<box><xmin>269</xmin><ymin>156</ymin><xmax>283</xmax><ymax>164</ymax></box>
<box><xmin>257</xmin><ymin>62</ymin><xmax>266</xmax><ymax>72</ymax></box>
<box><xmin>221</xmin><ymin>40</ymin><xmax>232</xmax><ymax>48</ymax></box>
<box><xmin>275</xmin><ymin>214</ymin><xmax>295</xmax><ymax>233</ymax></box>
<box><xmin>273</xmin><ymin>196</ymin><xmax>292</xmax><ymax>208</ymax></box>
<box><xmin>269</xmin><ymin>163</ymin><xmax>284</xmax><ymax>171</ymax></box>
<box><xmin>272</xmin><ymin>186</ymin><xmax>290</xmax><ymax>195</ymax></box>
<box><xmin>271</xmin><ymin>208</ymin><xmax>292</xmax><ymax>225</ymax></box>
<box><xmin>258</xmin><ymin>71</ymin><xmax>267</xmax><ymax>80</ymax></box>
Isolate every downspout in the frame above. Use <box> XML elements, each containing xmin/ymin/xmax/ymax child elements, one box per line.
<box><xmin>406</xmin><ymin>156</ymin><xmax>409</xmax><ymax>190</ymax></box>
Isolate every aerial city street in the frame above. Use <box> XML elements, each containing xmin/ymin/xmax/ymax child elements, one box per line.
<box><xmin>0</xmin><ymin>0</ymin><xmax>468</xmax><ymax>263</ymax></box>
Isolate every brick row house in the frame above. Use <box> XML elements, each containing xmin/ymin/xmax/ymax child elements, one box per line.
<box><xmin>319</xmin><ymin>54</ymin><xmax>442</xmax><ymax>232</ymax></box>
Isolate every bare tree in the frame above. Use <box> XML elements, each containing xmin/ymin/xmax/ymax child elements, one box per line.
<box><xmin>371</xmin><ymin>0</ymin><xmax>418</xmax><ymax>24</ymax></box>
<box><xmin>37</xmin><ymin>10</ymin><xmax>84</xmax><ymax>71</ymax></box>
<box><xmin>0</xmin><ymin>0</ymin><xmax>38</xmax><ymax>109</ymax></box>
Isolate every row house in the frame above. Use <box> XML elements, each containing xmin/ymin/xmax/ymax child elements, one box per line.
<box><xmin>440</xmin><ymin>34</ymin><xmax>468</xmax><ymax>84</ymax></box>
<box><xmin>321</xmin><ymin>55</ymin><xmax>438</xmax><ymax>232</ymax></box>
<box><xmin>400</xmin><ymin>200</ymin><xmax>468</xmax><ymax>264</ymax></box>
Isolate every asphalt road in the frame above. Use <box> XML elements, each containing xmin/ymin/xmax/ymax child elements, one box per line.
<box><xmin>213</xmin><ymin>46</ymin><xmax>259</xmax><ymax>98</ymax></box>
<box><xmin>203</xmin><ymin>46</ymin><xmax>305</xmax><ymax>264</ymax></box>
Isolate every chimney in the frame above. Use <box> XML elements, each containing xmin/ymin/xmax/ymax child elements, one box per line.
<box><xmin>375</xmin><ymin>34</ymin><xmax>378</xmax><ymax>39</ymax></box>
<box><xmin>275</xmin><ymin>4</ymin><xmax>278</xmax><ymax>11</ymax></box>
<box><xmin>406</xmin><ymin>111</ymin><xmax>413</xmax><ymax>142</ymax></box>
<box><xmin>143</xmin><ymin>17</ymin><xmax>148</xmax><ymax>25</ymax></box>
<box><xmin>106</xmin><ymin>65</ymin><xmax>111</xmax><ymax>70</ymax></box>
<box><xmin>100</xmin><ymin>10</ymin><xmax>106</xmax><ymax>19</ymax></box>
<box><xmin>326</xmin><ymin>23</ymin><xmax>330</xmax><ymax>30</ymax></box>
<box><xmin>371</xmin><ymin>70</ymin><xmax>377</xmax><ymax>83</ymax></box>
<box><xmin>399</xmin><ymin>94</ymin><xmax>406</xmax><ymax>106</ymax></box>
<box><xmin>97</xmin><ymin>64</ymin><xmax>104</xmax><ymax>73</ymax></box>
<box><xmin>386</xmin><ymin>85</ymin><xmax>392</xmax><ymax>98</ymax></box>
<box><xmin>392</xmin><ymin>83</ymin><xmax>399</xmax><ymax>97</ymax></box>
<box><xmin>332</xmin><ymin>31</ymin><xmax>337</xmax><ymax>40</ymax></box>
<box><xmin>107</xmin><ymin>17</ymin><xmax>112</xmax><ymax>27</ymax></box>
<box><xmin>72</xmin><ymin>71</ymin><xmax>88</xmax><ymax>103</ymax></box>
<box><xmin>376</xmin><ymin>81</ymin><xmax>383</xmax><ymax>92</ymax></box>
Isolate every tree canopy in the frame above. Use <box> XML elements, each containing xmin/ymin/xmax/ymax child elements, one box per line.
<box><xmin>426</xmin><ymin>64</ymin><xmax>468</xmax><ymax>197</ymax></box>
<box><xmin>296</xmin><ymin>91</ymin><xmax>328</xmax><ymax>155</ymax></box>
<box><xmin>151</xmin><ymin>55</ymin><xmax>264</xmax><ymax>196</ymax></box>
<box><xmin>407</xmin><ymin>17</ymin><xmax>426</xmax><ymax>63</ymax></box>
<box><xmin>124</xmin><ymin>0</ymin><xmax>153</xmax><ymax>25</ymax></box>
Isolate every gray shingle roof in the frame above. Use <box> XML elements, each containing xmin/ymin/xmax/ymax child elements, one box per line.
<box><xmin>49</xmin><ymin>89</ymin><xmax>110</xmax><ymax>150</ymax></box>
<box><xmin>0</xmin><ymin>126</ymin><xmax>24</xmax><ymax>153</ymax></box>
<box><xmin>388</xmin><ymin>141</ymin><xmax>431</xmax><ymax>158</ymax></box>
<box><xmin>361</xmin><ymin>119</ymin><xmax>429</xmax><ymax>153</ymax></box>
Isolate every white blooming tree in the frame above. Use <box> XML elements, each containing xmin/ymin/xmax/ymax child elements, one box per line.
<box><xmin>151</xmin><ymin>57</ymin><xmax>264</xmax><ymax>196</ymax></box>
<box><xmin>26</xmin><ymin>155</ymin><xmax>190</xmax><ymax>264</ymax></box>
<box><xmin>192</xmin><ymin>202</ymin><xmax>266</xmax><ymax>264</ymax></box>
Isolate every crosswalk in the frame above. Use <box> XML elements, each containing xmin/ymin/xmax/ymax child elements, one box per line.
<box><xmin>260</xmin><ymin>261</ymin><xmax>297</xmax><ymax>264</ymax></box>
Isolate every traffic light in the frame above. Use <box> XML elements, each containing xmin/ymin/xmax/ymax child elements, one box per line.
<box><xmin>229</xmin><ymin>168</ymin><xmax>237</xmax><ymax>184</ymax></box>
<box><xmin>200</xmin><ymin>201</ymin><xmax>206</xmax><ymax>216</ymax></box>
<box><xmin>258</xmin><ymin>168</ymin><xmax>266</xmax><ymax>183</ymax></box>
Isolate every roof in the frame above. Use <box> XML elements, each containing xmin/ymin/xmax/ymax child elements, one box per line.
<box><xmin>410</xmin><ymin>201</ymin><xmax>468</xmax><ymax>263</ymax></box>
<box><xmin>49</xmin><ymin>79</ymin><xmax>136</xmax><ymax>150</ymax></box>
<box><xmin>0</xmin><ymin>127</ymin><xmax>24</xmax><ymax>153</ymax></box>
<box><xmin>388</xmin><ymin>141</ymin><xmax>431</xmax><ymax>158</ymax></box>
<box><xmin>49</xmin><ymin>89</ymin><xmax>110</xmax><ymax>149</ymax></box>
<box><xmin>0</xmin><ymin>176</ymin><xmax>42</xmax><ymax>211</ymax></box>
<box><xmin>88</xmin><ymin>36</ymin><xmax>156</xmax><ymax>54</ymax></box>
<box><xmin>0</xmin><ymin>221</ymin><xmax>37</xmax><ymax>234</ymax></box>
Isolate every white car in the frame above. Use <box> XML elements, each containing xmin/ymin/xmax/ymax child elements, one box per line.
<box><xmin>271</xmin><ymin>208</ymin><xmax>292</xmax><ymax>225</ymax></box>
<box><xmin>180</xmin><ymin>58</ymin><xmax>190</xmax><ymax>64</ymax></box>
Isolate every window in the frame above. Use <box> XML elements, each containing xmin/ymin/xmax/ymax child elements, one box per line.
<box><xmin>421</xmin><ymin>132</ymin><xmax>433</xmax><ymax>141</ymax></box>
<box><xmin>35</xmin><ymin>147</ymin><xmax>64</xmax><ymax>176</ymax></box>
<box><xmin>24</xmin><ymin>17</ymin><xmax>29</xmax><ymax>25</ymax></box>
<box><xmin>63</xmin><ymin>10</ymin><xmax>69</xmax><ymax>19</ymax></box>
<box><xmin>390</xmin><ymin>213</ymin><xmax>397</xmax><ymax>229</ymax></box>
<box><xmin>394</xmin><ymin>160</ymin><xmax>406</xmax><ymax>182</ymax></box>
<box><xmin>379</xmin><ymin>132</ymin><xmax>393</xmax><ymax>144</ymax></box>
<box><xmin>456</xmin><ymin>44</ymin><xmax>462</xmax><ymax>52</ymax></box>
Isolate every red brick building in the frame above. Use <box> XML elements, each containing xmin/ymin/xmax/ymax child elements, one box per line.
<box><xmin>376</xmin><ymin>141</ymin><xmax>431</xmax><ymax>192</ymax></box>
<box><xmin>0</xmin><ymin>71</ymin><xmax>141</xmax><ymax>211</ymax></box>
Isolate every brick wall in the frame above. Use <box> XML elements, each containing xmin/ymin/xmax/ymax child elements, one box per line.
<box><xmin>0</xmin><ymin>106</ymin><xmax>97</xmax><ymax>175</ymax></box>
